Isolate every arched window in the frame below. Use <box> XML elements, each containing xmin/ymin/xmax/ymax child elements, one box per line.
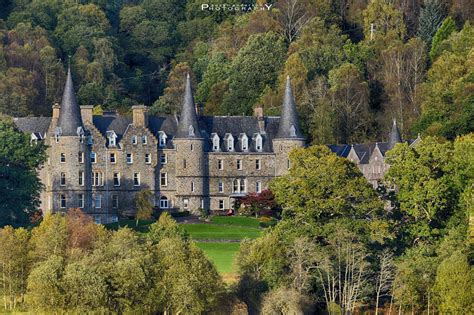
<box><xmin>160</xmin><ymin>196</ymin><xmax>169</xmax><ymax>209</ymax></box>
<box><xmin>212</xmin><ymin>134</ymin><xmax>220</xmax><ymax>152</ymax></box>
<box><xmin>227</xmin><ymin>137</ymin><xmax>234</xmax><ymax>151</ymax></box>
<box><xmin>240</xmin><ymin>179</ymin><xmax>246</xmax><ymax>192</ymax></box>
<box><xmin>255</xmin><ymin>134</ymin><xmax>263</xmax><ymax>152</ymax></box>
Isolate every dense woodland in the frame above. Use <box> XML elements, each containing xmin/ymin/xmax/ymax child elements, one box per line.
<box><xmin>0</xmin><ymin>0</ymin><xmax>472</xmax><ymax>143</ymax></box>
<box><xmin>0</xmin><ymin>0</ymin><xmax>473</xmax><ymax>314</ymax></box>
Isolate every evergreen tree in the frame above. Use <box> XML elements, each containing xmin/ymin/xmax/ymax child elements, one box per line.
<box><xmin>417</xmin><ymin>0</ymin><xmax>446</xmax><ymax>49</ymax></box>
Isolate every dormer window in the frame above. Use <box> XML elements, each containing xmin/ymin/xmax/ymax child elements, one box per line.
<box><xmin>158</xmin><ymin>131</ymin><xmax>167</xmax><ymax>148</ymax></box>
<box><xmin>77</xmin><ymin>127</ymin><xmax>85</xmax><ymax>143</ymax></box>
<box><xmin>225</xmin><ymin>134</ymin><xmax>234</xmax><ymax>151</ymax></box>
<box><xmin>212</xmin><ymin>134</ymin><xmax>220</xmax><ymax>152</ymax></box>
<box><xmin>132</xmin><ymin>135</ymin><xmax>137</xmax><ymax>145</ymax></box>
<box><xmin>240</xmin><ymin>134</ymin><xmax>249</xmax><ymax>151</ymax></box>
<box><xmin>254</xmin><ymin>134</ymin><xmax>263</xmax><ymax>152</ymax></box>
<box><xmin>107</xmin><ymin>131</ymin><xmax>117</xmax><ymax>147</ymax></box>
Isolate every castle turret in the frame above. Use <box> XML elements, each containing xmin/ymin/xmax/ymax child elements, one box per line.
<box><xmin>388</xmin><ymin>119</ymin><xmax>402</xmax><ymax>150</ymax></box>
<box><xmin>48</xmin><ymin>66</ymin><xmax>90</xmax><ymax>213</ymax></box>
<box><xmin>174</xmin><ymin>74</ymin><xmax>207</xmax><ymax>212</ymax></box>
<box><xmin>273</xmin><ymin>76</ymin><xmax>305</xmax><ymax>176</ymax></box>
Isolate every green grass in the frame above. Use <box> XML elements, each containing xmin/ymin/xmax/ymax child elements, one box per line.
<box><xmin>210</xmin><ymin>216</ymin><xmax>261</xmax><ymax>228</ymax></box>
<box><xmin>183</xmin><ymin>223</ymin><xmax>261</xmax><ymax>240</ymax></box>
<box><xmin>196</xmin><ymin>242</ymin><xmax>241</xmax><ymax>275</ymax></box>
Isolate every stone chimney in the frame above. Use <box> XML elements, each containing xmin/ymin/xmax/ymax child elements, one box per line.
<box><xmin>254</xmin><ymin>106</ymin><xmax>265</xmax><ymax>133</ymax></box>
<box><xmin>80</xmin><ymin>105</ymin><xmax>94</xmax><ymax>124</ymax></box>
<box><xmin>52</xmin><ymin>103</ymin><xmax>60</xmax><ymax>119</ymax></box>
<box><xmin>132</xmin><ymin>105</ymin><xmax>148</xmax><ymax>127</ymax></box>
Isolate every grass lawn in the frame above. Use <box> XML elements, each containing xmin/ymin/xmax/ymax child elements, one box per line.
<box><xmin>210</xmin><ymin>216</ymin><xmax>260</xmax><ymax>228</ymax></box>
<box><xmin>183</xmin><ymin>223</ymin><xmax>261</xmax><ymax>240</ymax></box>
<box><xmin>196</xmin><ymin>242</ymin><xmax>241</xmax><ymax>275</ymax></box>
<box><xmin>104</xmin><ymin>219</ymin><xmax>155</xmax><ymax>233</ymax></box>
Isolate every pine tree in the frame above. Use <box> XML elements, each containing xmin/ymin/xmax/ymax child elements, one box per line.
<box><xmin>417</xmin><ymin>0</ymin><xmax>446</xmax><ymax>49</ymax></box>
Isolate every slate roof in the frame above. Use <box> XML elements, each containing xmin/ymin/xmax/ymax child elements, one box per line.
<box><xmin>176</xmin><ymin>74</ymin><xmax>201</xmax><ymax>138</ymax></box>
<box><xmin>388</xmin><ymin>119</ymin><xmax>402</xmax><ymax>149</ymax></box>
<box><xmin>277</xmin><ymin>76</ymin><xmax>304</xmax><ymax>139</ymax></box>
<box><xmin>13</xmin><ymin>117</ymin><xmax>51</xmax><ymax>136</ymax></box>
<box><xmin>57</xmin><ymin>67</ymin><xmax>84</xmax><ymax>136</ymax></box>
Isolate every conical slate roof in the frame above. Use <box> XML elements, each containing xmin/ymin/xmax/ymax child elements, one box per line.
<box><xmin>388</xmin><ymin>119</ymin><xmax>402</xmax><ymax>149</ymax></box>
<box><xmin>57</xmin><ymin>66</ymin><xmax>83</xmax><ymax>136</ymax></box>
<box><xmin>176</xmin><ymin>74</ymin><xmax>201</xmax><ymax>138</ymax></box>
<box><xmin>276</xmin><ymin>76</ymin><xmax>303</xmax><ymax>139</ymax></box>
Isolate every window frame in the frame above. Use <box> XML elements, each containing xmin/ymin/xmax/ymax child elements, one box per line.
<box><xmin>133</xmin><ymin>172</ymin><xmax>141</xmax><ymax>186</ymax></box>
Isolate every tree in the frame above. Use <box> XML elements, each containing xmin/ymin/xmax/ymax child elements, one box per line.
<box><xmin>374</xmin><ymin>249</ymin><xmax>395</xmax><ymax>315</ymax></box>
<box><xmin>261</xmin><ymin>286</ymin><xmax>313</xmax><ymax>314</ymax></box>
<box><xmin>0</xmin><ymin>226</ymin><xmax>29</xmax><ymax>311</ymax></box>
<box><xmin>0</xmin><ymin>120</ymin><xmax>46</xmax><ymax>227</ymax></box>
<box><xmin>328</xmin><ymin>62</ymin><xmax>371</xmax><ymax>143</ymax></box>
<box><xmin>29</xmin><ymin>213</ymin><xmax>68</xmax><ymax>263</ymax></box>
<box><xmin>429</xmin><ymin>16</ymin><xmax>456</xmax><ymax>61</ymax></box>
<box><xmin>221</xmin><ymin>32</ymin><xmax>286</xmax><ymax>115</ymax></box>
<box><xmin>274</xmin><ymin>0</ymin><xmax>315</xmax><ymax>43</ymax></box>
<box><xmin>240</xmin><ymin>189</ymin><xmax>277</xmax><ymax>218</ymax></box>
<box><xmin>148</xmin><ymin>212</ymin><xmax>187</xmax><ymax>244</ymax></box>
<box><xmin>363</xmin><ymin>0</ymin><xmax>406</xmax><ymax>46</ymax></box>
<box><xmin>417</xmin><ymin>0</ymin><xmax>446</xmax><ymax>49</ymax></box>
<box><xmin>134</xmin><ymin>189</ymin><xmax>153</xmax><ymax>226</ymax></box>
<box><xmin>432</xmin><ymin>250</ymin><xmax>474</xmax><ymax>313</ymax></box>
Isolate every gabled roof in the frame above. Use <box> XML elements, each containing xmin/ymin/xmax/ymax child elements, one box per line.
<box><xmin>57</xmin><ymin>67</ymin><xmax>83</xmax><ymax>136</ymax></box>
<box><xmin>13</xmin><ymin>117</ymin><xmax>51</xmax><ymax>135</ymax></box>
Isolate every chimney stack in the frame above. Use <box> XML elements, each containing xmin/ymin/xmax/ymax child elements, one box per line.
<box><xmin>132</xmin><ymin>105</ymin><xmax>148</xmax><ymax>127</ymax></box>
<box><xmin>80</xmin><ymin>105</ymin><xmax>94</xmax><ymax>124</ymax></box>
<box><xmin>254</xmin><ymin>106</ymin><xmax>265</xmax><ymax>133</ymax></box>
<box><xmin>52</xmin><ymin>103</ymin><xmax>60</xmax><ymax>119</ymax></box>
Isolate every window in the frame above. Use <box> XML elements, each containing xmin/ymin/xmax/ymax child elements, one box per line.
<box><xmin>237</xmin><ymin>159</ymin><xmax>242</xmax><ymax>170</ymax></box>
<box><xmin>94</xmin><ymin>195</ymin><xmax>102</xmax><ymax>209</ymax></box>
<box><xmin>112</xmin><ymin>195</ymin><xmax>119</xmax><ymax>208</ymax></box>
<box><xmin>60</xmin><ymin>172</ymin><xmax>66</xmax><ymax>186</ymax></box>
<box><xmin>126</xmin><ymin>153</ymin><xmax>133</xmax><ymax>164</ymax></box>
<box><xmin>110</xmin><ymin>153</ymin><xmax>116</xmax><ymax>164</ymax></box>
<box><xmin>111</xmin><ymin>215</ymin><xmax>118</xmax><ymax>223</ymax></box>
<box><xmin>108</xmin><ymin>135</ymin><xmax>116</xmax><ymax>146</ymax></box>
<box><xmin>288</xmin><ymin>159</ymin><xmax>291</xmax><ymax>170</ymax></box>
<box><xmin>142</xmin><ymin>135</ymin><xmax>147</xmax><ymax>145</ymax></box>
<box><xmin>94</xmin><ymin>216</ymin><xmax>101</xmax><ymax>224</ymax></box>
<box><xmin>145</xmin><ymin>153</ymin><xmax>151</xmax><ymax>164</ymax></box>
<box><xmin>256</xmin><ymin>181</ymin><xmax>262</xmax><ymax>193</ymax></box>
<box><xmin>183</xmin><ymin>159</ymin><xmax>187</xmax><ymax>169</ymax></box>
<box><xmin>255</xmin><ymin>134</ymin><xmax>263</xmax><ymax>152</ymax></box>
<box><xmin>90</xmin><ymin>152</ymin><xmax>96</xmax><ymax>164</ymax></box>
<box><xmin>212</xmin><ymin>134</ymin><xmax>220</xmax><ymax>151</ymax></box>
<box><xmin>78</xmin><ymin>194</ymin><xmax>84</xmax><ymax>208</ymax></box>
<box><xmin>218</xmin><ymin>181</ymin><xmax>224</xmax><ymax>193</ymax></box>
<box><xmin>218</xmin><ymin>159</ymin><xmax>223</xmax><ymax>170</ymax></box>
<box><xmin>160</xmin><ymin>173</ymin><xmax>168</xmax><ymax>187</ymax></box>
<box><xmin>160</xmin><ymin>196</ymin><xmax>169</xmax><ymax>208</ymax></box>
<box><xmin>183</xmin><ymin>199</ymin><xmax>189</xmax><ymax>209</ymax></box>
<box><xmin>226</xmin><ymin>134</ymin><xmax>234</xmax><ymax>151</ymax></box>
<box><xmin>218</xmin><ymin>199</ymin><xmax>224</xmax><ymax>210</ymax></box>
<box><xmin>132</xmin><ymin>135</ymin><xmax>137</xmax><ymax>145</ymax></box>
<box><xmin>113</xmin><ymin>172</ymin><xmax>120</xmax><ymax>186</ymax></box>
<box><xmin>133</xmin><ymin>173</ymin><xmax>140</xmax><ymax>186</ymax></box>
<box><xmin>233</xmin><ymin>179</ymin><xmax>246</xmax><ymax>193</ymax></box>
<box><xmin>60</xmin><ymin>153</ymin><xmax>66</xmax><ymax>163</ymax></box>
<box><xmin>160</xmin><ymin>154</ymin><xmax>167</xmax><ymax>165</ymax></box>
<box><xmin>78</xmin><ymin>152</ymin><xmax>84</xmax><ymax>163</ymax></box>
<box><xmin>241</xmin><ymin>134</ymin><xmax>248</xmax><ymax>151</ymax></box>
<box><xmin>256</xmin><ymin>159</ymin><xmax>261</xmax><ymax>170</ymax></box>
<box><xmin>190</xmin><ymin>181</ymin><xmax>196</xmax><ymax>192</ymax></box>
<box><xmin>159</xmin><ymin>132</ymin><xmax>167</xmax><ymax>147</ymax></box>
<box><xmin>60</xmin><ymin>194</ymin><xmax>66</xmax><ymax>208</ymax></box>
<box><xmin>78</xmin><ymin>171</ymin><xmax>84</xmax><ymax>186</ymax></box>
<box><xmin>190</xmin><ymin>144</ymin><xmax>194</xmax><ymax>151</ymax></box>
<box><xmin>88</xmin><ymin>135</ymin><xmax>93</xmax><ymax>145</ymax></box>
<box><xmin>92</xmin><ymin>172</ymin><xmax>104</xmax><ymax>186</ymax></box>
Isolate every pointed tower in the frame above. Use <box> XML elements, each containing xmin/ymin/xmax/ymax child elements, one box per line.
<box><xmin>388</xmin><ymin>118</ymin><xmax>402</xmax><ymax>150</ymax></box>
<box><xmin>47</xmin><ymin>65</ymin><xmax>90</xmax><ymax>213</ymax></box>
<box><xmin>174</xmin><ymin>74</ymin><xmax>207</xmax><ymax>213</ymax></box>
<box><xmin>57</xmin><ymin>66</ymin><xmax>84</xmax><ymax>136</ymax></box>
<box><xmin>273</xmin><ymin>76</ymin><xmax>305</xmax><ymax>176</ymax></box>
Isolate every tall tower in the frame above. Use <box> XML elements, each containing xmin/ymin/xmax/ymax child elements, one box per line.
<box><xmin>273</xmin><ymin>76</ymin><xmax>305</xmax><ymax>176</ymax></box>
<box><xmin>48</xmin><ymin>66</ymin><xmax>90</xmax><ymax>212</ymax></box>
<box><xmin>174</xmin><ymin>74</ymin><xmax>207</xmax><ymax>212</ymax></box>
<box><xmin>387</xmin><ymin>118</ymin><xmax>402</xmax><ymax>150</ymax></box>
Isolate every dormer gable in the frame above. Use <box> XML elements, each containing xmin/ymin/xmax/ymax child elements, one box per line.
<box><xmin>239</xmin><ymin>133</ymin><xmax>249</xmax><ymax>152</ymax></box>
<box><xmin>347</xmin><ymin>145</ymin><xmax>360</xmax><ymax>164</ymax></box>
<box><xmin>106</xmin><ymin>130</ymin><xmax>117</xmax><ymax>147</ymax></box>
<box><xmin>224</xmin><ymin>133</ymin><xmax>234</xmax><ymax>152</ymax></box>
<box><xmin>158</xmin><ymin>131</ymin><xmax>167</xmax><ymax>148</ymax></box>
<box><xmin>369</xmin><ymin>143</ymin><xmax>384</xmax><ymax>163</ymax></box>
<box><xmin>253</xmin><ymin>133</ymin><xmax>263</xmax><ymax>152</ymax></box>
<box><xmin>211</xmin><ymin>133</ymin><xmax>220</xmax><ymax>152</ymax></box>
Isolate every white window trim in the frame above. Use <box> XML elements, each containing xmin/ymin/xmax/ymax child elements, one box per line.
<box><xmin>110</xmin><ymin>153</ymin><xmax>116</xmax><ymax>164</ymax></box>
<box><xmin>127</xmin><ymin>153</ymin><xmax>133</xmax><ymax>164</ymax></box>
<box><xmin>145</xmin><ymin>153</ymin><xmax>151</xmax><ymax>164</ymax></box>
<box><xmin>160</xmin><ymin>153</ymin><xmax>167</xmax><ymax>165</ymax></box>
<box><xmin>60</xmin><ymin>153</ymin><xmax>66</xmax><ymax>163</ymax></box>
<box><xmin>160</xmin><ymin>172</ymin><xmax>168</xmax><ymax>187</ymax></box>
<box><xmin>133</xmin><ymin>173</ymin><xmax>141</xmax><ymax>186</ymax></box>
<box><xmin>90</xmin><ymin>152</ymin><xmax>97</xmax><ymax>164</ymax></box>
<box><xmin>113</xmin><ymin>172</ymin><xmax>121</xmax><ymax>186</ymax></box>
<box><xmin>212</xmin><ymin>134</ymin><xmax>220</xmax><ymax>152</ymax></box>
<box><xmin>60</xmin><ymin>194</ymin><xmax>66</xmax><ymax>208</ymax></box>
<box><xmin>132</xmin><ymin>135</ymin><xmax>138</xmax><ymax>145</ymax></box>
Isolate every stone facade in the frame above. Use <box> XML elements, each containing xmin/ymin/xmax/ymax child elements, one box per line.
<box><xmin>14</xmin><ymin>72</ymin><xmax>414</xmax><ymax>223</ymax></box>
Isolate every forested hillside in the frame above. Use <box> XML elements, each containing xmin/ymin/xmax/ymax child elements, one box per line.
<box><xmin>0</xmin><ymin>0</ymin><xmax>472</xmax><ymax>144</ymax></box>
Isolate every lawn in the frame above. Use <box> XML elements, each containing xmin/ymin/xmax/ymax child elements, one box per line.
<box><xmin>210</xmin><ymin>216</ymin><xmax>261</xmax><ymax>228</ymax></box>
<box><xmin>196</xmin><ymin>242</ymin><xmax>241</xmax><ymax>275</ymax></box>
<box><xmin>182</xmin><ymin>223</ymin><xmax>261</xmax><ymax>240</ymax></box>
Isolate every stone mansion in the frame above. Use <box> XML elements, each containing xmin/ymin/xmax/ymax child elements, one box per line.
<box><xmin>13</xmin><ymin>68</ymin><xmax>413</xmax><ymax>223</ymax></box>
